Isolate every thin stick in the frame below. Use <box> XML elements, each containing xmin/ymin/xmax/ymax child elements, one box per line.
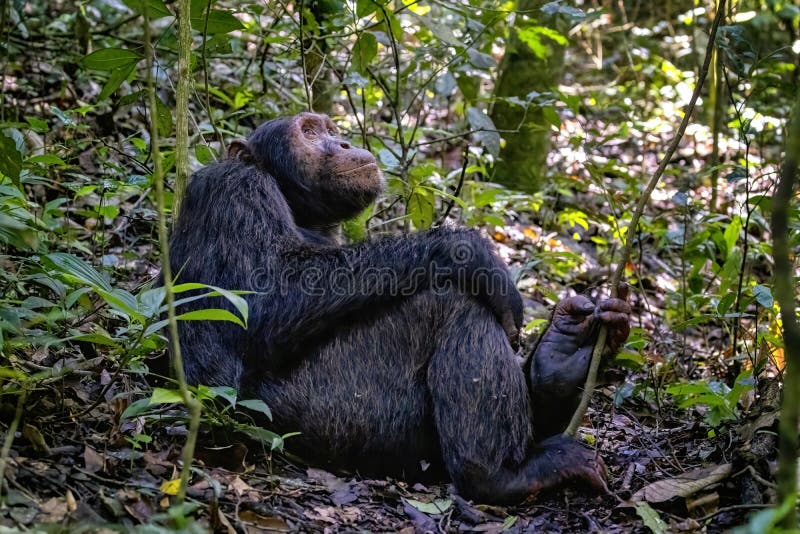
<box><xmin>145</xmin><ymin>3</ymin><xmax>202</xmax><ymax>503</ymax></box>
<box><xmin>565</xmin><ymin>0</ymin><xmax>728</xmax><ymax>436</ymax></box>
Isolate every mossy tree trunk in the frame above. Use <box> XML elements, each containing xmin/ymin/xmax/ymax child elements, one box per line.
<box><xmin>490</xmin><ymin>0</ymin><xmax>565</xmax><ymax>192</ymax></box>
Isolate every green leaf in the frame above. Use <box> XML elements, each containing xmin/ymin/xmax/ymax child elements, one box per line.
<box><xmin>96</xmin><ymin>287</ymin><xmax>144</xmax><ymax>323</ymax></box>
<box><xmin>155</xmin><ymin>96</ymin><xmax>173</xmax><ymax>138</ymax></box>
<box><xmin>208</xmin><ymin>386</ymin><xmax>237</xmax><ymax>407</ymax></box>
<box><xmin>0</xmin><ymin>133</ymin><xmax>22</xmax><ymax>184</ymax></box>
<box><xmin>122</xmin><ymin>0</ymin><xmax>171</xmax><ymax>19</ymax></box>
<box><xmin>238</xmin><ymin>399</ymin><xmax>272</xmax><ymax>420</ymax></box>
<box><xmin>352</xmin><ymin>32</ymin><xmax>377</xmax><ymax>74</ymax></box>
<box><xmin>121</xmin><ymin>398</ymin><xmax>152</xmax><ymax>419</ymax></box>
<box><xmin>177</xmin><ymin>308</ymin><xmax>246</xmax><ymax>328</ymax></box>
<box><xmin>149</xmin><ymin>387</ymin><xmax>185</xmax><ymax>405</ymax></box>
<box><xmin>723</xmin><ymin>217</ymin><xmax>742</xmax><ymax>252</ymax></box>
<box><xmin>466</xmin><ymin>49</ymin><xmax>495</xmax><ymax>69</ymax></box>
<box><xmin>752</xmin><ymin>284</ymin><xmax>773</xmax><ymax>308</ymax></box>
<box><xmin>416</xmin><ymin>15</ymin><xmax>461</xmax><ymax>47</ymax></box>
<box><xmin>27</xmin><ymin>154</ymin><xmax>66</xmax><ymax>166</ymax></box>
<box><xmin>466</xmin><ymin>107</ymin><xmax>500</xmax><ymax>157</ymax></box>
<box><xmin>356</xmin><ymin>0</ymin><xmax>380</xmax><ymax>18</ymax></box>
<box><xmin>236</xmin><ymin>423</ymin><xmax>284</xmax><ymax>449</ymax></box>
<box><xmin>68</xmin><ymin>333</ymin><xmax>121</xmax><ymax>348</ymax></box>
<box><xmin>168</xmin><ymin>284</ymin><xmax>249</xmax><ymax>327</ymax></box>
<box><xmin>138</xmin><ymin>287</ymin><xmax>165</xmax><ymax>319</ymax></box>
<box><xmin>82</xmin><ymin>48</ymin><xmax>142</xmax><ymax>71</ymax></box>
<box><xmin>502</xmin><ymin>516</ymin><xmax>518</xmax><ymax>530</ymax></box>
<box><xmin>44</xmin><ymin>253</ymin><xmax>112</xmax><ymax>291</ymax></box>
<box><xmin>195</xmin><ymin>145</ymin><xmax>217</xmax><ymax>165</ymax></box>
<box><xmin>407</xmin><ymin>188</ymin><xmax>435</xmax><ymax>230</ymax></box>
<box><xmin>634</xmin><ymin>502</ymin><xmax>668</xmax><ymax>534</ymax></box>
<box><xmin>190</xmin><ymin>0</ymin><xmax>243</xmax><ymax>34</ymax></box>
<box><xmin>99</xmin><ymin>63</ymin><xmax>136</xmax><ymax>101</ymax></box>
<box><xmin>717</xmin><ymin>292</ymin><xmax>736</xmax><ymax>316</ymax></box>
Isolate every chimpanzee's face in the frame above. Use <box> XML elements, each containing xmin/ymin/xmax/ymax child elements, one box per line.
<box><xmin>248</xmin><ymin>113</ymin><xmax>383</xmax><ymax>226</ymax></box>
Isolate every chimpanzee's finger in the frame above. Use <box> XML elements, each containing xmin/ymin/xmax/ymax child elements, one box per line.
<box><xmin>556</xmin><ymin>295</ymin><xmax>596</xmax><ymax>317</ymax></box>
<box><xmin>616</xmin><ymin>282</ymin><xmax>629</xmax><ymax>301</ymax></box>
<box><xmin>597</xmin><ymin>298</ymin><xmax>631</xmax><ymax>315</ymax></box>
<box><xmin>597</xmin><ymin>311</ymin><xmax>630</xmax><ymax>326</ymax></box>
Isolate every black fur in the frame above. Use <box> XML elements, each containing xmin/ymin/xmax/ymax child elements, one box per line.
<box><xmin>168</xmin><ymin>113</ymin><xmax>630</xmax><ymax>503</ymax></box>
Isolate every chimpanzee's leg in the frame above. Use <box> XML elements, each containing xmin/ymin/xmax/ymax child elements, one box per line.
<box><xmin>427</xmin><ymin>294</ymin><xmax>606</xmax><ymax>504</ymax></box>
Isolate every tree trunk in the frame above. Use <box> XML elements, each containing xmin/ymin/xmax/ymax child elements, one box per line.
<box><xmin>773</xmin><ymin>98</ymin><xmax>800</xmax><ymax>529</ymax></box>
<box><xmin>490</xmin><ymin>0</ymin><xmax>565</xmax><ymax>192</ymax></box>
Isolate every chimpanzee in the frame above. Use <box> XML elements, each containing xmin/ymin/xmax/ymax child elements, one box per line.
<box><xmin>168</xmin><ymin>112</ymin><xmax>631</xmax><ymax>504</ymax></box>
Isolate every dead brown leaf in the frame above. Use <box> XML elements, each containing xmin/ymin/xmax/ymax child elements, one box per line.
<box><xmin>631</xmin><ymin>463</ymin><xmax>732</xmax><ymax>503</ymax></box>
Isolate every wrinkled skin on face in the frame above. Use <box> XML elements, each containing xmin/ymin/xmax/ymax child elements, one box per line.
<box><xmin>232</xmin><ymin>112</ymin><xmax>383</xmax><ymax>226</ymax></box>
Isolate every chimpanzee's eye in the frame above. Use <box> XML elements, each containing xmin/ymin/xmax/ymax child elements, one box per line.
<box><xmin>302</xmin><ymin>127</ymin><xmax>316</xmax><ymax>137</ymax></box>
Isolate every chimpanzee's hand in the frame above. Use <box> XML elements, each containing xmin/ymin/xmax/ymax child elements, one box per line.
<box><xmin>539</xmin><ymin>284</ymin><xmax>631</xmax><ymax>358</ymax></box>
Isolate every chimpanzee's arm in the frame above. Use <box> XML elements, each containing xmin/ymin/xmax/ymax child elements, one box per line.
<box><xmin>251</xmin><ymin>227</ymin><xmax>524</xmax><ymax>366</ymax></box>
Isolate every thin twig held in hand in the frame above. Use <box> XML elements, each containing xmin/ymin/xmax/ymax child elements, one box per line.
<box><xmin>565</xmin><ymin>0</ymin><xmax>728</xmax><ymax>436</ymax></box>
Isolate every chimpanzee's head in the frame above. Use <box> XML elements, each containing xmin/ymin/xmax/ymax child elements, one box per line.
<box><xmin>232</xmin><ymin>112</ymin><xmax>383</xmax><ymax>226</ymax></box>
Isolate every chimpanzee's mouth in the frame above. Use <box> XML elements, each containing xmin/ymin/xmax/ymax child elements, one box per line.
<box><xmin>339</xmin><ymin>162</ymin><xmax>379</xmax><ymax>175</ymax></box>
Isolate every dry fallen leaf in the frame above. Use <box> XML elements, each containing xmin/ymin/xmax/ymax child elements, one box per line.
<box><xmin>631</xmin><ymin>463</ymin><xmax>732</xmax><ymax>503</ymax></box>
<box><xmin>83</xmin><ymin>445</ymin><xmax>105</xmax><ymax>473</ymax></box>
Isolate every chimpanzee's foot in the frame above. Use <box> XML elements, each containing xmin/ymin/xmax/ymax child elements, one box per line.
<box><xmin>527</xmin><ymin>435</ymin><xmax>609</xmax><ymax>497</ymax></box>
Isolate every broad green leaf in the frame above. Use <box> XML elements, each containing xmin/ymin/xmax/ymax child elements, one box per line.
<box><xmin>541</xmin><ymin>2</ymin><xmax>587</xmax><ymax>24</ymax></box>
<box><xmin>195</xmin><ymin>144</ymin><xmax>217</xmax><ymax>165</ymax></box>
<box><xmin>466</xmin><ymin>107</ymin><xmax>500</xmax><ymax>157</ymax></box>
<box><xmin>236</xmin><ymin>423</ymin><xmax>284</xmax><ymax>449</ymax></box>
<box><xmin>121</xmin><ymin>398</ymin><xmax>152</xmax><ymax>419</ymax></box>
<box><xmin>148</xmin><ymin>387</ymin><xmax>185</xmax><ymax>405</ymax></box>
<box><xmin>208</xmin><ymin>386</ymin><xmax>237</xmax><ymax>407</ymax></box>
<box><xmin>122</xmin><ymin>0</ymin><xmax>171</xmax><ymax>19</ymax></box>
<box><xmin>716</xmin><ymin>292</ymin><xmax>736</xmax><ymax>316</ymax></box>
<box><xmin>167</xmin><ymin>284</ymin><xmax>249</xmax><ymax>326</ymax></box>
<box><xmin>27</xmin><ymin>154</ymin><xmax>66</xmax><ymax>166</ymax></box>
<box><xmin>238</xmin><ymin>399</ymin><xmax>272</xmax><ymax>420</ymax></box>
<box><xmin>634</xmin><ymin>502</ymin><xmax>668</xmax><ymax>534</ymax></box>
<box><xmin>190</xmin><ymin>0</ymin><xmax>243</xmax><ymax>34</ymax></box>
<box><xmin>143</xmin><ymin>318</ymin><xmax>169</xmax><ymax>337</ymax></box>
<box><xmin>0</xmin><ymin>133</ymin><xmax>22</xmax><ymax>184</ymax></box>
<box><xmin>407</xmin><ymin>188</ymin><xmax>435</xmax><ymax>230</ymax></box>
<box><xmin>155</xmin><ymin>96</ymin><xmax>173</xmax><ymax>137</ymax></box>
<box><xmin>466</xmin><ymin>49</ymin><xmax>495</xmax><ymax>69</ymax></box>
<box><xmin>723</xmin><ymin>217</ymin><xmax>742</xmax><ymax>252</ymax></box>
<box><xmin>96</xmin><ymin>288</ymin><xmax>144</xmax><ymax>323</ymax></box>
<box><xmin>752</xmin><ymin>284</ymin><xmax>773</xmax><ymax>308</ymax></box>
<box><xmin>68</xmin><ymin>333</ymin><xmax>121</xmax><ymax>348</ymax></box>
<box><xmin>138</xmin><ymin>287</ymin><xmax>165</xmax><ymax>319</ymax></box>
<box><xmin>352</xmin><ymin>32</ymin><xmax>377</xmax><ymax>74</ymax></box>
<box><xmin>44</xmin><ymin>253</ymin><xmax>112</xmax><ymax>291</ymax></box>
<box><xmin>82</xmin><ymin>48</ymin><xmax>142</xmax><ymax>71</ymax></box>
<box><xmin>415</xmin><ymin>14</ymin><xmax>461</xmax><ymax>47</ymax></box>
<box><xmin>99</xmin><ymin>63</ymin><xmax>136</xmax><ymax>101</ymax></box>
<box><xmin>177</xmin><ymin>308</ymin><xmax>245</xmax><ymax>328</ymax></box>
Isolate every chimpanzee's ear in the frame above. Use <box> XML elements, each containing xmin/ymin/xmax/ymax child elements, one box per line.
<box><xmin>228</xmin><ymin>139</ymin><xmax>251</xmax><ymax>161</ymax></box>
